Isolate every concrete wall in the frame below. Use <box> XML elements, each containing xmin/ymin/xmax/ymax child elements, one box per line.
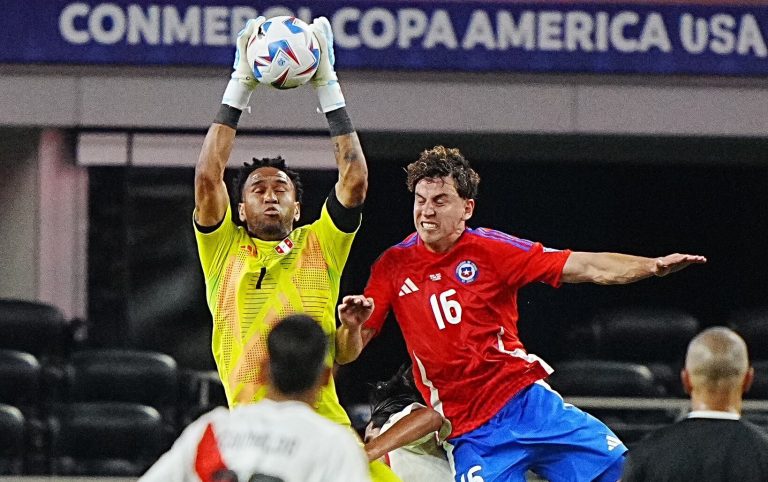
<box><xmin>1</xmin><ymin>65</ymin><xmax>767</xmax><ymax>136</ymax></box>
<box><xmin>0</xmin><ymin>129</ymin><xmax>41</xmax><ymax>300</ymax></box>
<box><xmin>0</xmin><ymin>128</ymin><xmax>88</xmax><ymax>319</ymax></box>
<box><xmin>37</xmin><ymin>130</ymin><xmax>89</xmax><ymax>319</ymax></box>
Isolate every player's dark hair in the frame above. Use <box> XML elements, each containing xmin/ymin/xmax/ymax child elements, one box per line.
<box><xmin>406</xmin><ymin>145</ymin><xmax>480</xmax><ymax>200</ymax></box>
<box><xmin>368</xmin><ymin>363</ymin><xmax>425</xmax><ymax>430</ymax></box>
<box><xmin>232</xmin><ymin>155</ymin><xmax>304</xmax><ymax>204</ymax></box>
<box><xmin>267</xmin><ymin>314</ymin><xmax>327</xmax><ymax>395</ymax></box>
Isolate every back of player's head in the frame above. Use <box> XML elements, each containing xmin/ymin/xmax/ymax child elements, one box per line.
<box><xmin>232</xmin><ymin>155</ymin><xmax>304</xmax><ymax>203</ymax></box>
<box><xmin>685</xmin><ymin>326</ymin><xmax>750</xmax><ymax>391</ymax></box>
<box><xmin>406</xmin><ymin>146</ymin><xmax>480</xmax><ymax>200</ymax></box>
<box><xmin>368</xmin><ymin>363</ymin><xmax>424</xmax><ymax>430</ymax></box>
<box><xmin>267</xmin><ymin>314</ymin><xmax>327</xmax><ymax>395</ymax></box>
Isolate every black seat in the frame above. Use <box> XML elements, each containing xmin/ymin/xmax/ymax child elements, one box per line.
<box><xmin>746</xmin><ymin>360</ymin><xmax>768</xmax><ymax>400</ymax></box>
<box><xmin>548</xmin><ymin>360</ymin><xmax>662</xmax><ymax>397</ymax></box>
<box><xmin>0</xmin><ymin>299</ymin><xmax>67</xmax><ymax>358</ymax></box>
<box><xmin>592</xmin><ymin>308</ymin><xmax>700</xmax><ymax>396</ymax></box>
<box><xmin>67</xmin><ymin>349</ymin><xmax>179</xmax><ymax>428</ymax></box>
<box><xmin>0</xmin><ymin>350</ymin><xmax>41</xmax><ymax>411</ymax></box>
<box><xmin>594</xmin><ymin>308</ymin><xmax>700</xmax><ymax>362</ymax></box>
<box><xmin>0</xmin><ymin>350</ymin><xmax>52</xmax><ymax>474</ymax></box>
<box><xmin>0</xmin><ymin>404</ymin><xmax>25</xmax><ymax>475</ymax></box>
<box><xmin>0</xmin><ymin>300</ymin><xmax>70</xmax><ymax>408</ymax></box>
<box><xmin>48</xmin><ymin>402</ymin><xmax>164</xmax><ymax>476</ymax></box>
<box><xmin>179</xmin><ymin>369</ymin><xmax>228</xmax><ymax>426</ymax></box>
<box><xmin>730</xmin><ymin>308</ymin><xmax>768</xmax><ymax>360</ymax></box>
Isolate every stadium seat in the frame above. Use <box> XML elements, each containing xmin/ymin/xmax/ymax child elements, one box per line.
<box><xmin>0</xmin><ymin>299</ymin><xmax>68</xmax><ymax>358</ymax></box>
<box><xmin>730</xmin><ymin>308</ymin><xmax>768</xmax><ymax>360</ymax></box>
<box><xmin>0</xmin><ymin>404</ymin><xmax>25</xmax><ymax>475</ymax></box>
<box><xmin>66</xmin><ymin>349</ymin><xmax>179</xmax><ymax>428</ymax></box>
<box><xmin>0</xmin><ymin>350</ymin><xmax>52</xmax><ymax>474</ymax></box>
<box><xmin>48</xmin><ymin>402</ymin><xmax>164</xmax><ymax>476</ymax></box>
<box><xmin>548</xmin><ymin>360</ymin><xmax>663</xmax><ymax>397</ymax></box>
<box><xmin>746</xmin><ymin>360</ymin><xmax>768</xmax><ymax>400</ymax></box>
<box><xmin>743</xmin><ymin>362</ymin><xmax>768</xmax><ymax>431</ymax></box>
<box><xmin>564</xmin><ymin>322</ymin><xmax>601</xmax><ymax>360</ymax></box>
<box><xmin>593</xmin><ymin>307</ymin><xmax>700</xmax><ymax>363</ymax></box>
<box><xmin>179</xmin><ymin>369</ymin><xmax>227</xmax><ymax>426</ymax></box>
<box><xmin>589</xmin><ymin>307</ymin><xmax>700</xmax><ymax>396</ymax></box>
<box><xmin>0</xmin><ymin>350</ymin><xmax>41</xmax><ymax>410</ymax></box>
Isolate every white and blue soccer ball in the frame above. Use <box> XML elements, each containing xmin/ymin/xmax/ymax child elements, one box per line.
<box><xmin>247</xmin><ymin>16</ymin><xmax>320</xmax><ymax>90</ymax></box>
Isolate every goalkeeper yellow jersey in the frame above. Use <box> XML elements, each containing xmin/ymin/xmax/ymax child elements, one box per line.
<box><xmin>194</xmin><ymin>201</ymin><xmax>356</xmax><ymax>426</ymax></box>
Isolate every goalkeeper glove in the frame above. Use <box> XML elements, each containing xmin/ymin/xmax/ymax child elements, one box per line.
<box><xmin>222</xmin><ymin>16</ymin><xmax>265</xmax><ymax>110</ymax></box>
<box><xmin>310</xmin><ymin>17</ymin><xmax>346</xmax><ymax>113</ymax></box>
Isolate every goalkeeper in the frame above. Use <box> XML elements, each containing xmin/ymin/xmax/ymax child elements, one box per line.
<box><xmin>194</xmin><ymin>16</ymin><xmax>399</xmax><ymax>481</ymax></box>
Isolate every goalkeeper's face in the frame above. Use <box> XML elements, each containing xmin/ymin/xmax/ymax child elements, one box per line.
<box><xmin>239</xmin><ymin>167</ymin><xmax>301</xmax><ymax>241</ymax></box>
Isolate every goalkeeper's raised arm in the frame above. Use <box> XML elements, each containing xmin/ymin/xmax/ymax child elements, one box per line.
<box><xmin>310</xmin><ymin>16</ymin><xmax>368</xmax><ymax>209</ymax></box>
<box><xmin>195</xmin><ymin>16</ymin><xmax>367</xmax><ymax>226</ymax></box>
<box><xmin>194</xmin><ymin>17</ymin><xmax>264</xmax><ymax>228</ymax></box>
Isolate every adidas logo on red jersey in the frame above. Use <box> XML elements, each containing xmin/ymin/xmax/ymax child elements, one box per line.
<box><xmin>398</xmin><ymin>278</ymin><xmax>419</xmax><ymax>296</ymax></box>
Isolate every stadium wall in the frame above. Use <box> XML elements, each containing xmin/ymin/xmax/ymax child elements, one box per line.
<box><xmin>0</xmin><ymin>127</ymin><xmax>88</xmax><ymax>320</ymax></box>
<box><xmin>1</xmin><ymin>66</ymin><xmax>768</xmax><ymax>135</ymax></box>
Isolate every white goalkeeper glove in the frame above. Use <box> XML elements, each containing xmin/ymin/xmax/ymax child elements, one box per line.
<box><xmin>310</xmin><ymin>17</ymin><xmax>346</xmax><ymax>113</ymax></box>
<box><xmin>222</xmin><ymin>16</ymin><xmax>265</xmax><ymax>111</ymax></box>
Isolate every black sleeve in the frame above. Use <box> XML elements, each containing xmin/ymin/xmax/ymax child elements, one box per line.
<box><xmin>194</xmin><ymin>217</ymin><xmax>225</xmax><ymax>234</ymax></box>
<box><xmin>326</xmin><ymin>188</ymin><xmax>362</xmax><ymax>233</ymax></box>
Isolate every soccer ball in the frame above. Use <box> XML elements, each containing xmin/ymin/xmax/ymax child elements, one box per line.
<box><xmin>247</xmin><ymin>16</ymin><xmax>320</xmax><ymax>90</ymax></box>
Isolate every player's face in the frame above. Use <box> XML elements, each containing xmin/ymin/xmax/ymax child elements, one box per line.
<box><xmin>414</xmin><ymin>176</ymin><xmax>474</xmax><ymax>253</ymax></box>
<box><xmin>239</xmin><ymin>167</ymin><xmax>300</xmax><ymax>241</ymax></box>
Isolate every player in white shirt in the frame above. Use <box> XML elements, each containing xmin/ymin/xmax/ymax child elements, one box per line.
<box><xmin>139</xmin><ymin>315</ymin><xmax>370</xmax><ymax>482</ymax></box>
<box><xmin>363</xmin><ymin>364</ymin><xmax>453</xmax><ymax>482</ymax></box>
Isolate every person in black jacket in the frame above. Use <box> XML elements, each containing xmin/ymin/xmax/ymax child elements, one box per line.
<box><xmin>623</xmin><ymin>326</ymin><xmax>768</xmax><ymax>482</ymax></box>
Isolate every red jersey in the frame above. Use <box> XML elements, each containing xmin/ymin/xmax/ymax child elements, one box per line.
<box><xmin>364</xmin><ymin>228</ymin><xmax>571</xmax><ymax>437</ymax></box>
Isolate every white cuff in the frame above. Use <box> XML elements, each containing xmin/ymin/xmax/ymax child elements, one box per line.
<box><xmin>315</xmin><ymin>81</ymin><xmax>346</xmax><ymax>113</ymax></box>
<box><xmin>222</xmin><ymin>79</ymin><xmax>253</xmax><ymax>111</ymax></box>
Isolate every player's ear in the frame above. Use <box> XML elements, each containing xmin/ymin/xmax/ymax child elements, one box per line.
<box><xmin>293</xmin><ymin>202</ymin><xmax>301</xmax><ymax>222</ymax></box>
<box><xmin>743</xmin><ymin>366</ymin><xmax>755</xmax><ymax>394</ymax></box>
<box><xmin>681</xmin><ymin>368</ymin><xmax>692</xmax><ymax>395</ymax></box>
<box><xmin>238</xmin><ymin>202</ymin><xmax>247</xmax><ymax>223</ymax></box>
<box><xmin>463</xmin><ymin>199</ymin><xmax>475</xmax><ymax>221</ymax></box>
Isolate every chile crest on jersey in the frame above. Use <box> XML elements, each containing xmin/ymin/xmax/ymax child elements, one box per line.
<box><xmin>455</xmin><ymin>260</ymin><xmax>479</xmax><ymax>284</ymax></box>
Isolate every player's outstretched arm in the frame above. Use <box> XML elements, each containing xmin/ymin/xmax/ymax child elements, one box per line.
<box><xmin>561</xmin><ymin>251</ymin><xmax>707</xmax><ymax>285</ymax></box>
<box><xmin>310</xmin><ymin>17</ymin><xmax>368</xmax><ymax>209</ymax></box>
<box><xmin>195</xmin><ymin>17</ymin><xmax>264</xmax><ymax>227</ymax></box>
<box><xmin>336</xmin><ymin>295</ymin><xmax>377</xmax><ymax>364</ymax></box>
<box><xmin>364</xmin><ymin>407</ymin><xmax>445</xmax><ymax>462</ymax></box>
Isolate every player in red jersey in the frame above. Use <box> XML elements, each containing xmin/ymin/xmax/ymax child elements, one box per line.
<box><xmin>338</xmin><ymin>146</ymin><xmax>706</xmax><ymax>482</ymax></box>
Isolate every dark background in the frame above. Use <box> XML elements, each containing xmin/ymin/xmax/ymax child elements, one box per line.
<box><xmin>87</xmin><ymin>132</ymin><xmax>768</xmax><ymax>406</ymax></box>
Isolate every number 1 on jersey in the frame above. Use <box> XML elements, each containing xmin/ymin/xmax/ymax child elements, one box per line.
<box><xmin>429</xmin><ymin>289</ymin><xmax>462</xmax><ymax>330</ymax></box>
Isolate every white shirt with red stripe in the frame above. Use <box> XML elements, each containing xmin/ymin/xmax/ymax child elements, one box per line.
<box><xmin>379</xmin><ymin>403</ymin><xmax>453</xmax><ymax>482</ymax></box>
<box><xmin>364</xmin><ymin>228</ymin><xmax>571</xmax><ymax>438</ymax></box>
<box><xmin>139</xmin><ymin>400</ymin><xmax>370</xmax><ymax>482</ymax></box>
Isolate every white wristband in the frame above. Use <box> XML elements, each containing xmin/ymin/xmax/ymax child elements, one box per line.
<box><xmin>222</xmin><ymin>79</ymin><xmax>253</xmax><ymax>111</ymax></box>
<box><xmin>315</xmin><ymin>81</ymin><xmax>346</xmax><ymax>113</ymax></box>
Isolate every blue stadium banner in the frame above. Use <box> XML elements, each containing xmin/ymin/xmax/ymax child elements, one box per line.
<box><xmin>2</xmin><ymin>1</ymin><xmax>767</xmax><ymax>75</ymax></box>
